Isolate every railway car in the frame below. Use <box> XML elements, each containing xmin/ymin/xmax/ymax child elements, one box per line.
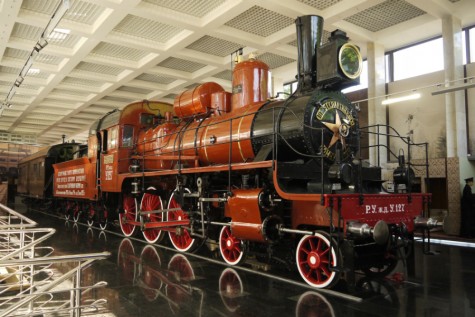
<box><xmin>17</xmin><ymin>142</ymin><xmax>85</xmax><ymax>201</ymax></box>
<box><xmin>19</xmin><ymin>14</ymin><xmax>440</xmax><ymax>289</ymax></box>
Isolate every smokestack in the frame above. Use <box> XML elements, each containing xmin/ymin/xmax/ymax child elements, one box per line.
<box><xmin>295</xmin><ymin>15</ymin><xmax>324</xmax><ymax>93</ymax></box>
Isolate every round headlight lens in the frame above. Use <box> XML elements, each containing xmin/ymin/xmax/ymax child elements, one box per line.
<box><xmin>338</xmin><ymin>43</ymin><xmax>362</xmax><ymax>79</ymax></box>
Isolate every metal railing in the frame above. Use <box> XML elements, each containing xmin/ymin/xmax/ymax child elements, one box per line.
<box><xmin>0</xmin><ymin>203</ymin><xmax>110</xmax><ymax>317</ymax></box>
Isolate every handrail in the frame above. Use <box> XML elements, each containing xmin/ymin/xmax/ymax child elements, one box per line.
<box><xmin>0</xmin><ymin>203</ymin><xmax>37</xmax><ymax>229</ymax></box>
<box><xmin>0</xmin><ymin>204</ymin><xmax>110</xmax><ymax>317</ymax></box>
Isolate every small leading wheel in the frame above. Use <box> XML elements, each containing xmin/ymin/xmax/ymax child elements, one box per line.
<box><xmin>296</xmin><ymin>231</ymin><xmax>341</xmax><ymax>289</ymax></box>
<box><xmin>167</xmin><ymin>189</ymin><xmax>196</xmax><ymax>252</ymax></box>
<box><xmin>141</xmin><ymin>187</ymin><xmax>165</xmax><ymax>244</ymax></box>
<box><xmin>219</xmin><ymin>226</ymin><xmax>247</xmax><ymax>265</ymax></box>
<box><xmin>120</xmin><ymin>194</ymin><xmax>138</xmax><ymax>237</ymax></box>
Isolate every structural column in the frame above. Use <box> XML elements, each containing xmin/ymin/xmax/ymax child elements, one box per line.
<box><xmin>441</xmin><ymin>15</ymin><xmax>475</xmax><ymax>236</ymax></box>
<box><xmin>366</xmin><ymin>42</ymin><xmax>387</xmax><ymax>165</ymax></box>
<box><xmin>443</xmin><ymin>15</ymin><xmax>465</xmax><ymax>158</ymax></box>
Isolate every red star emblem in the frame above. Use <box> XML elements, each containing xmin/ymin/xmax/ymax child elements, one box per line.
<box><xmin>322</xmin><ymin>111</ymin><xmax>347</xmax><ymax>149</ymax></box>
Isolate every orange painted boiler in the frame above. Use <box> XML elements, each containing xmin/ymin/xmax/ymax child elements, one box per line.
<box><xmin>156</xmin><ymin>102</ymin><xmax>262</xmax><ymax>166</ymax></box>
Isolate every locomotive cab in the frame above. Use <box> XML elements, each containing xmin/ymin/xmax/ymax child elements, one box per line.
<box><xmin>96</xmin><ymin>101</ymin><xmax>173</xmax><ymax>192</ymax></box>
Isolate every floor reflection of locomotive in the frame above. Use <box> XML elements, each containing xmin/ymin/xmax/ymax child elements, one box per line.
<box><xmin>117</xmin><ymin>239</ymin><xmax>205</xmax><ymax>316</ymax></box>
<box><xmin>295</xmin><ymin>278</ymin><xmax>402</xmax><ymax>317</ymax></box>
<box><xmin>117</xmin><ymin>239</ymin><xmax>402</xmax><ymax>317</ymax></box>
<box><xmin>117</xmin><ymin>239</ymin><xmax>298</xmax><ymax>316</ymax></box>
<box><xmin>17</xmin><ymin>14</ymin><xmax>440</xmax><ymax>289</ymax></box>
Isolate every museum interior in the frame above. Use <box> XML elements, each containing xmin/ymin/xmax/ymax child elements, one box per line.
<box><xmin>0</xmin><ymin>0</ymin><xmax>474</xmax><ymax>316</ymax></box>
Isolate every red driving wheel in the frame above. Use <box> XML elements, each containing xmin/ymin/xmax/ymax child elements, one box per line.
<box><xmin>120</xmin><ymin>194</ymin><xmax>137</xmax><ymax>237</ymax></box>
<box><xmin>141</xmin><ymin>187</ymin><xmax>165</xmax><ymax>244</ymax></box>
<box><xmin>167</xmin><ymin>189</ymin><xmax>196</xmax><ymax>252</ymax></box>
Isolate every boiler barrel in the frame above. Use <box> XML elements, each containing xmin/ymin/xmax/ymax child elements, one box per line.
<box><xmin>251</xmin><ymin>95</ymin><xmax>312</xmax><ymax>161</ymax></box>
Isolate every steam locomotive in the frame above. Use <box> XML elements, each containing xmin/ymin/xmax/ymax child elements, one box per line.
<box><xmin>17</xmin><ymin>15</ymin><xmax>439</xmax><ymax>289</ymax></box>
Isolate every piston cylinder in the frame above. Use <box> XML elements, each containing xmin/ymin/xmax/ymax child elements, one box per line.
<box><xmin>225</xmin><ymin>188</ymin><xmax>265</xmax><ymax>242</ymax></box>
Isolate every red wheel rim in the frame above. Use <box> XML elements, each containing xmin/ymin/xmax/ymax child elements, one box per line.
<box><xmin>296</xmin><ymin>233</ymin><xmax>338</xmax><ymax>288</ymax></box>
<box><xmin>120</xmin><ymin>195</ymin><xmax>137</xmax><ymax>237</ymax></box>
<box><xmin>219</xmin><ymin>226</ymin><xmax>245</xmax><ymax>265</ymax></box>
<box><xmin>167</xmin><ymin>191</ymin><xmax>195</xmax><ymax>252</ymax></box>
<box><xmin>141</xmin><ymin>188</ymin><xmax>164</xmax><ymax>243</ymax></box>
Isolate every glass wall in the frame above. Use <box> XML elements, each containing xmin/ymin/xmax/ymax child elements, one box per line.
<box><xmin>393</xmin><ymin>38</ymin><xmax>444</xmax><ymax>81</ymax></box>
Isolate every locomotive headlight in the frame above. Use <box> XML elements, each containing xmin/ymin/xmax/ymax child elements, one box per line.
<box><xmin>338</xmin><ymin>43</ymin><xmax>362</xmax><ymax>79</ymax></box>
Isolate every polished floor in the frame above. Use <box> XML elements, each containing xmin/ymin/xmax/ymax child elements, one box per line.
<box><xmin>10</xmin><ymin>200</ymin><xmax>475</xmax><ymax>317</ymax></box>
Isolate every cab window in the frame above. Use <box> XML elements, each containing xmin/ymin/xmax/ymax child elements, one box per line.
<box><xmin>122</xmin><ymin>125</ymin><xmax>134</xmax><ymax>148</ymax></box>
<box><xmin>108</xmin><ymin>126</ymin><xmax>118</xmax><ymax>150</ymax></box>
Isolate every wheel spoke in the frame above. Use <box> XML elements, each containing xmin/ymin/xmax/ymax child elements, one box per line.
<box><xmin>321</xmin><ymin>266</ymin><xmax>331</xmax><ymax>277</ymax></box>
<box><xmin>120</xmin><ymin>195</ymin><xmax>137</xmax><ymax>237</ymax></box>
<box><xmin>141</xmin><ymin>187</ymin><xmax>164</xmax><ymax>244</ymax></box>
<box><xmin>167</xmin><ymin>190</ymin><xmax>196</xmax><ymax>252</ymax></box>
<box><xmin>315</xmin><ymin>269</ymin><xmax>323</xmax><ymax>282</ymax></box>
